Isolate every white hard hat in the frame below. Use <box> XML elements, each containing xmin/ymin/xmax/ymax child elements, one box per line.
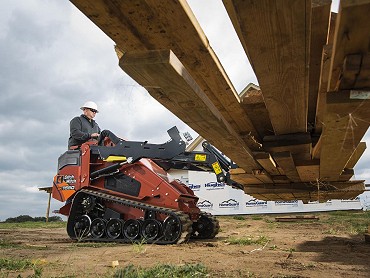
<box><xmin>80</xmin><ymin>101</ymin><xmax>99</xmax><ymax>113</ymax></box>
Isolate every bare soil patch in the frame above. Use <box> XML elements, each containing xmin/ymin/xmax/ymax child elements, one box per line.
<box><xmin>1</xmin><ymin>212</ymin><xmax>369</xmax><ymax>277</ymax></box>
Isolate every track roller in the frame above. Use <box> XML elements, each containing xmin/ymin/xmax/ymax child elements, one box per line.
<box><xmin>106</xmin><ymin>219</ymin><xmax>123</xmax><ymax>239</ymax></box>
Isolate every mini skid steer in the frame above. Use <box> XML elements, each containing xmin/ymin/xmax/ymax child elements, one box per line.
<box><xmin>52</xmin><ymin>127</ymin><xmax>241</xmax><ymax>244</ymax></box>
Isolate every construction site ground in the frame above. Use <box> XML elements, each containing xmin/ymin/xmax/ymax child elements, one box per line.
<box><xmin>1</xmin><ymin>211</ymin><xmax>369</xmax><ymax>277</ymax></box>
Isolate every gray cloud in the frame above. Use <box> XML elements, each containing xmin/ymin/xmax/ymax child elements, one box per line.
<box><xmin>0</xmin><ymin>0</ymin><xmax>197</xmax><ymax>220</ymax></box>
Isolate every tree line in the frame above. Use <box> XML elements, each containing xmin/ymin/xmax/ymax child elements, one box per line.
<box><xmin>3</xmin><ymin>215</ymin><xmax>63</xmax><ymax>223</ymax></box>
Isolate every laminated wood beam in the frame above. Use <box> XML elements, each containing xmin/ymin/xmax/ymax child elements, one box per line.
<box><xmin>338</xmin><ymin>168</ymin><xmax>354</xmax><ymax>181</ymax></box>
<box><xmin>339</xmin><ymin>54</ymin><xmax>362</xmax><ymax>90</ymax></box>
<box><xmin>231</xmin><ymin>172</ymin><xmax>273</xmax><ymax>185</ymax></box>
<box><xmin>70</xmin><ymin>0</ymin><xmax>261</xmax><ymax>147</ymax></box>
<box><xmin>229</xmin><ymin>168</ymin><xmax>273</xmax><ymax>184</ymax></box>
<box><xmin>336</xmin><ymin>53</ymin><xmax>370</xmax><ymax>90</ymax></box>
<box><xmin>223</xmin><ymin>0</ymin><xmax>311</xmax><ymax>134</ymax></box>
<box><xmin>327</xmin><ymin>12</ymin><xmax>337</xmax><ymax>45</ymax></box>
<box><xmin>120</xmin><ymin>49</ymin><xmax>261</xmax><ymax>172</ymax></box>
<box><xmin>240</xmin><ymin>88</ymin><xmax>274</xmax><ymax>138</ymax></box>
<box><xmin>254</xmin><ymin>152</ymin><xmax>282</xmax><ymax>176</ymax></box>
<box><xmin>307</xmin><ymin>0</ymin><xmax>331</xmax><ymax>125</ymax></box>
<box><xmin>328</xmin><ymin>0</ymin><xmax>370</xmax><ymax>91</ymax></box>
<box><xmin>354</xmin><ymin>53</ymin><xmax>370</xmax><ymax>89</ymax></box>
<box><xmin>263</xmin><ymin>133</ymin><xmax>312</xmax><ymax>160</ymax></box>
<box><xmin>345</xmin><ymin>141</ymin><xmax>366</xmax><ymax>168</ymax></box>
<box><xmin>296</xmin><ymin>165</ymin><xmax>319</xmax><ymax>182</ymax></box>
<box><xmin>295</xmin><ymin>159</ymin><xmax>320</xmax><ymax>182</ymax></box>
<box><xmin>315</xmin><ymin>44</ymin><xmax>333</xmax><ymax>136</ymax></box>
<box><xmin>230</xmin><ymin>167</ymin><xmax>274</xmax><ymax>184</ymax></box>
<box><xmin>243</xmin><ymin>180</ymin><xmax>365</xmax><ymax>202</ymax></box>
<box><xmin>320</xmin><ymin>90</ymin><xmax>370</xmax><ymax>180</ymax></box>
<box><xmin>273</xmin><ymin>152</ymin><xmax>301</xmax><ymax>182</ymax></box>
<box><xmin>272</xmin><ymin>175</ymin><xmax>291</xmax><ymax>184</ymax></box>
<box><xmin>315</xmin><ymin>13</ymin><xmax>336</xmax><ymax>135</ymax></box>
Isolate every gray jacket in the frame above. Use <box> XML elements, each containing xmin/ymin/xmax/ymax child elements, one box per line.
<box><xmin>68</xmin><ymin>115</ymin><xmax>100</xmax><ymax>148</ymax></box>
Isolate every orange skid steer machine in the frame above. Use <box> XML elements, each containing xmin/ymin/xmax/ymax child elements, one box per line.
<box><xmin>52</xmin><ymin>127</ymin><xmax>241</xmax><ymax>244</ymax></box>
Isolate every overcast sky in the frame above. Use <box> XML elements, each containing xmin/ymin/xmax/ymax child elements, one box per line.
<box><xmin>0</xmin><ymin>0</ymin><xmax>368</xmax><ymax>221</ymax></box>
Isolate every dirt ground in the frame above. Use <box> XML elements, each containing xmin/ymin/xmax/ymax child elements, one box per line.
<box><xmin>1</xmin><ymin>212</ymin><xmax>369</xmax><ymax>277</ymax></box>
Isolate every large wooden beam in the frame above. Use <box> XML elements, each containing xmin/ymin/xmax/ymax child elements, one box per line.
<box><xmin>243</xmin><ymin>180</ymin><xmax>365</xmax><ymax>202</ymax></box>
<box><xmin>314</xmin><ymin>12</ymin><xmax>337</xmax><ymax>135</ymax></box>
<box><xmin>338</xmin><ymin>53</ymin><xmax>370</xmax><ymax>90</ymax></box>
<box><xmin>338</xmin><ymin>168</ymin><xmax>354</xmax><ymax>181</ymax></box>
<box><xmin>263</xmin><ymin>133</ymin><xmax>312</xmax><ymax>160</ymax></box>
<box><xmin>254</xmin><ymin>152</ymin><xmax>282</xmax><ymax>176</ymax></box>
<box><xmin>328</xmin><ymin>0</ymin><xmax>370</xmax><ymax>91</ymax></box>
<box><xmin>240</xmin><ymin>88</ymin><xmax>274</xmax><ymax>138</ymax></box>
<box><xmin>345</xmin><ymin>141</ymin><xmax>366</xmax><ymax>168</ymax></box>
<box><xmin>70</xmin><ymin>0</ymin><xmax>261</xmax><ymax>148</ymax></box>
<box><xmin>320</xmin><ymin>90</ymin><xmax>370</xmax><ymax>180</ymax></box>
<box><xmin>223</xmin><ymin>0</ymin><xmax>311</xmax><ymax>134</ymax></box>
<box><xmin>314</xmin><ymin>44</ymin><xmax>333</xmax><ymax>137</ymax></box>
<box><xmin>272</xmin><ymin>152</ymin><xmax>301</xmax><ymax>182</ymax></box>
<box><xmin>295</xmin><ymin>159</ymin><xmax>320</xmax><ymax>182</ymax></box>
<box><xmin>120</xmin><ymin>49</ymin><xmax>261</xmax><ymax>172</ymax></box>
<box><xmin>307</xmin><ymin>0</ymin><xmax>331</xmax><ymax>125</ymax></box>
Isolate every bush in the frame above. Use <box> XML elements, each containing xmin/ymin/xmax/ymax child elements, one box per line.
<box><xmin>4</xmin><ymin>215</ymin><xmax>63</xmax><ymax>223</ymax></box>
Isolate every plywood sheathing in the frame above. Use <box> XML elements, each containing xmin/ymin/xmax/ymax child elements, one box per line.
<box><xmin>320</xmin><ymin>91</ymin><xmax>370</xmax><ymax>180</ymax></box>
<box><xmin>223</xmin><ymin>0</ymin><xmax>311</xmax><ymax>135</ymax></box>
<box><xmin>70</xmin><ymin>0</ymin><xmax>261</xmax><ymax>150</ymax></box>
<box><xmin>328</xmin><ymin>0</ymin><xmax>370</xmax><ymax>92</ymax></box>
<box><xmin>120</xmin><ymin>49</ymin><xmax>261</xmax><ymax>172</ymax></box>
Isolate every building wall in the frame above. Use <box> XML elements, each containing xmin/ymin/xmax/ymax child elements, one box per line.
<box><xmin>168</xmin><ymin>169</ymin><xmax>365</xmax><ymax>215</ymax></box>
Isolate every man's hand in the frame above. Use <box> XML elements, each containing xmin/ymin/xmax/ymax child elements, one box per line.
<box><xmin>91</xmin><ymin>133</ymin><xmax>100</xmax><ymax>139</ymax></box>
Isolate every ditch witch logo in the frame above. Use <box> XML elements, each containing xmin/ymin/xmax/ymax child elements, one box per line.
<box><xmin>219</xmin><ymin>199</ymin><xmax>239</xmax><ymax>208</ymax></box>
<box><xmin>204</xmin><ymin>182</ymin><xmax>225</xmax><ymax>190</ymax></box>
<box><xmin>197</xmin><ymin>200</ymin><xmax>213</xmax><ymax>209</ymax></box>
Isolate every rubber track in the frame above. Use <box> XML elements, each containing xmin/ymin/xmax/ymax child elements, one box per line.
<box><xmin>191</xmin><ymin>212</ymin><xmax>220</xmax><ymax>239</ymax></box>
<box><xmin>68</xmin><ymin>189</ymin><xmax>193</xmax><ymax>244</ymax></box>
<box><xmin>202</xmin><ymin>212</ymin><xmax>220</xmax><ymax>239</ymax></box>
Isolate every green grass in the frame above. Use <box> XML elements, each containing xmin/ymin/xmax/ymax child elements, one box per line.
<box><xmin>113</xmin><ymin>263</ymin><xmax>208</xmax><ymax>278</ymax></box>
<box><xmin>131</xmin><ymin>238</ymin><xmax>147</xmax><ymax>253</ymax></box>
<box><xmin>73</xmin><ymin>242</ymin><xmax>118</xmax><ymax>248</ymax></box>
<box><xmin>0</xmin><ymin>258</ymin><xmax>33</xmax><ymax>271</ymax></box>
<box><xmin>250</xmin><ymin>215</ymin><xmax>263</xmax><ymax>220</ymax></box>
<box><xmin>232</xmin><ymin>215</ymin><xmax>246</xmax><ymax>221</ymax></box>
<box><xmin>321</xmin><ymin>210</ymin><xmax>370</xmax><ymax>234</ymax></box>
<box><xmin>0</xmin><ymin>258</ymin><xmax>43</xmax><ymax>278</ymax></box>
<box><xmin>226</xmin><ymin>235</ymin><xmax>270</xmax><ymax>246</ymax></box>
<box><xmin>0</xmin><ymin>238</ymin><xmax>20</xmax><ymax>249</ymax></box>
<box><xmin>0</xmin><ymin>239</ymin><xmax>49</xmax><ymax>250</ymax></box>
<box><xmin>0</xmin><ymin>221</ymin><xmax>66</xmax><ymax>229</ymax></box>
